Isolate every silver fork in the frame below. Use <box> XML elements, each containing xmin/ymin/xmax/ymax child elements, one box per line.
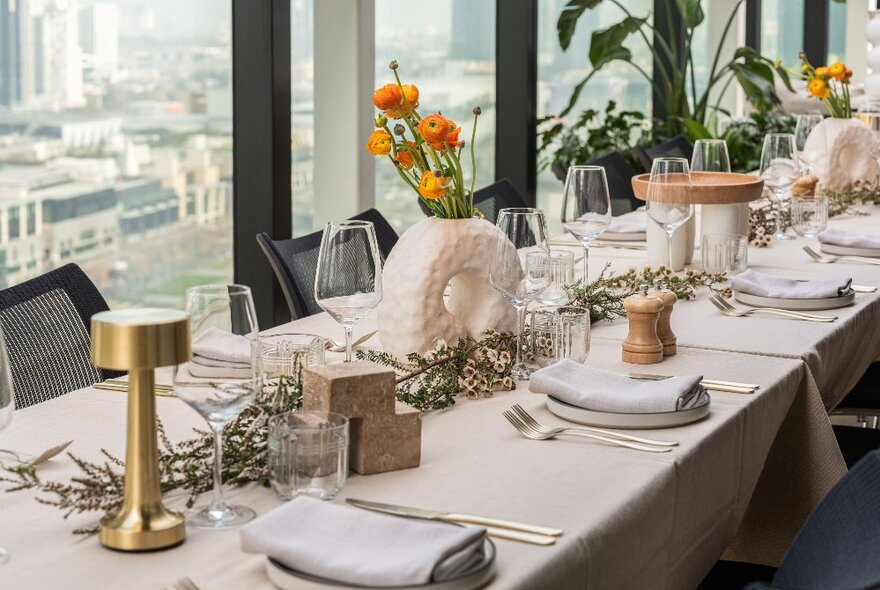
<box><xmin>711</xmin><ymin>293</ymin><xmax>835</xmax><ymax>320</ymax></box>
<box><xmin>710</xmin><ymin>295</ymin><xmax>836</xmax><ymax>322</ymax></box>
<box><xmin>803</xmin><ymin>245</ymin><xmax>880</xmax><ymax>266</ymax></box>
<box><xmin>502</xmin><ymin>409</ymin><xmax>672</xmax><ymax>453</ymax></box>
<box><xmin>509</xmin><ymin>404</ymin><xmax>677</xmax><ymax>447</ymax></box>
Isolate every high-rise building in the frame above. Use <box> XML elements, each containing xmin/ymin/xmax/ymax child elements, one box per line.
<box><xmin>0</xmin><ymin>0</ymin><xmax>23</xmax><ymax>108</ymax></box>
<box><xmin>79</xmin><ymin>3</ymin><xmax>119</xmax><ymax>75</ymax></box>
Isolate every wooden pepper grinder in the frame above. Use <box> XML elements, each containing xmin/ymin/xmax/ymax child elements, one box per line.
<box><xmin>648</xmin><ymin>281</ymin><xmax>677</xmax><ymax>357</ymax></box>
<box><xmin>622</xmin><ymin>284</ymin><xmax>664</xmax><ymax>365</ymax></box>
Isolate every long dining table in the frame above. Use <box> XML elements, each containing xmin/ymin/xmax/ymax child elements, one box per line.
<box><xmin>4</xmin><ymin>206</ymin><xmax>880</xmax><ymax>589</ymax></box>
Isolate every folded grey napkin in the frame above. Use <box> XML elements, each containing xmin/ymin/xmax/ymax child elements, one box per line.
<box><xmin>731</xmin><ymin>269</ymin><xmax>851</xmax><ymax>299</ymax></box>
<box><xmin>241</xmin><ymin>496</ymin><xmax>487</xmax><ymax>587</ymax></box>
<box><xmin>187</xmin><ymin>361</ymin><xmax>252</xmax><ymax>380</ymax></box>
<box><xmin>191</xmin><ymin>327</ymin><xmax>252</xmax><ymax>364</ymax></box>
<box><xmin>530</xmin><ymin>359</ymin><xmax>704</xmax><ymax>413</ymax></box>
<box><xmin>607</xmin><ymin>211</ymin><xmax>646</xmax><ymax>234</ymax></box>
<box><xmin>818</xmin><ymin>227</ymin><xmax>880</xmax><ymax>249</ymax></box>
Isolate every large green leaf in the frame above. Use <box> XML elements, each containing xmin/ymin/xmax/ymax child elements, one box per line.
<box><xmin>680</xmin><ymin>118</ymin><xmax>712</xmax><ymax>141</ymax></box>
<box><xmin>557</xmin><ymin>0</ymin><xmax>605</xmax><ymax>51</ymax></box>
<box><xmin>730</xmin><ymin>61</ymin><xmax>780</xmax><ymax>112</ymax></box>
<box><xmin>589</xmin><ymin>16</ymin><xmax>647</xmax><ymax>69</ymax></box>
<box><xmin>675</xmin><ymin>0</ymin><xmax>704</xmax><ymax>29</ymax></box>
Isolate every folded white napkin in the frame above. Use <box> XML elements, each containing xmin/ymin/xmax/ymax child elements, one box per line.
<box><xmin>530</xmin><ymin>359</ymin><xmax>704</xmax><ymax>413</ymax></box>
<box><xmin>192</xmin><ymin>327</ymin><xmax>252</xmax><ymax>364</ymax></box>
<box><xmin>191</xmin><ymin>354</ymin><xmax>250</xmax><ymax>369</ymax></box>
<box><xmin>731</xmin><ymin>269</ymin><xmax>851</xmax><ymax>299</ymax></box>
<box><xmin>241</xmin><ymin>496</ymin><xmax>487</xmax><ymax>587</ymax></box>
<box><xmin>187</xmin><ymin>361</ymin><xmax>253</xmax><ymax>379</ymax></box>
<box><xmin>818</xmin><ymin>227</ymin><xmax>880</xmax><ymax>249</ymax></box>
<box><xmin>607</xmin><ymin>210</ymin><xmax>647</xmax><ymax>234</ymax></box>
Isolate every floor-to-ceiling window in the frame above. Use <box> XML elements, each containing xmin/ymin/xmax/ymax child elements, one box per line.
<box><xmin>828</xmin><ymin>0</ymin><xmax>847</xmax><ymax>64</ymax></box>
<box><xmin>291</xmin><ymin>0</ymin><xmax>315</xmax><ymax>238</ymax></box>
<box><xmin>373</xmin><ymin>0</ymin><xmax>496</xmax><ymax>233</ymax></box>
<box><xmin>0</xmin><ymin>0</ymin><xmax>233</xmax><ymax>308</ymax></box>
<box><xmin>761</xmin><ymin>0</ymin><xmax>805</xmax><ymax>66</ymax></box>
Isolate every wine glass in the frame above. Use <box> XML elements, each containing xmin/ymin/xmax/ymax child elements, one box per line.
<box><xmin>315</xmin><ymin>221</ymin><xmax>383</xmax><ymax>362</ymax></box>
<box><xmin>561</xmin><ymin>165</ymin><xmax>612</xmax><ymax>281</ymax></box>
<box><xmin>174</xmin><ymin>284</ymin><xmax>262</xmax><ymax>529</ymax></box>
<box><xmin>0</xmin><ymin>326</ymin><xmax>13</xmax><ymax>565</ymax></box>
<box><xmin>691</xmin><ymin>139</ymin><xmax>731</xmax><ymax>172</ymax></box>
<box><xmin>645</xmin><ymin>158</ymin><xmax>694</xmax><ymax>269</ymax></box>
<box><xmin>759</xmin><ymin>133</ymin><xmax>800</xmax><ymax>241</ymax></box>
<box><xmin>794</xmin><ymin>113</ymin><xmax>824</xmax><ymax>173</ymax></box>
<box><xmin>490</xmin><ymin>208</ymin><xmax>552</xmax><ymax>381</ymax></box>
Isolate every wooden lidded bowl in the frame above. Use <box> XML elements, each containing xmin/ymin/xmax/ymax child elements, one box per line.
<box><xmin>631</xmin><ymin>171</ymin><xmax>764</xmax><ymax>204</ymax></box>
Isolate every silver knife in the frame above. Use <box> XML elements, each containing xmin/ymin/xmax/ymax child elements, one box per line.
<box><xmin>345</xmin><ymin>498</ymin><xmax>562</xmax><ymax>543</ymax></box>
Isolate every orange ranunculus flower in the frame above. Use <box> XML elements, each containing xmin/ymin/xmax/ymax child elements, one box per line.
<box><xmin>808</xmin><ymin>78</ymin><xmax>830</xmax><ymax>99</ymax></box>
<box><xmin>365</xmin><ymin>130</ymin><xmax>393</xmax><ymax>156</ymax></box>
<box><xmin>418</xmin><ymin>170</ymin><xmax>447</xmax><ymax>199</ymax></box>
<box><xmin>401</xmin><ymin>84</ymin><xmax>419</xmax><ymax>108</ymax></box>
<box><xmin>430</xmin><ymin>123</ymin><xmax>463</xmax><ymax>151</ymax></box>
<box><xmin>395</xmin><ymin>141</ymin><xmax>417</xmax><ymax>169</ymax></box>
<box><xmin>418</xmin><ymin>114</ymin><xmax>453</xmax><ymax>144</ymax></box>
<box><xmin>815</xmin><ymin>66</ymin><xmax>829</xmax><ymax>78</ymax></box>
<box><xmin>828</xmin><ymin>62</ymin><xmax>846</xmax><ymax>80</ymax></box>
<box><xmin>373</xmin><ymin>84</ymin><xmax>403</xmax><ymax>111</ymax></box>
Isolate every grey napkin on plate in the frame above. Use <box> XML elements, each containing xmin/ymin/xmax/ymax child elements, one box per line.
<box><xmin>241</xmin><ymin>496</ymin><xmax>487</xmax><ymax>587</ymax></box>
<box><xmin>188</xmin><ymin>328</ymin><xmax>253</xmax><ymax>379</ymax></box>
<box><xmin>818</xmin><ymin>227</ymin><xmax>880</xmax><ymax>249</ymax></box>
<box><xmin>530</xmin><ymin>359</ymin><xmax>704</xmax><ymax>413</ymax></box>
<box><xmin>607</xmin><ymin>210</ymin><xmax>646</xmax><ymax>234</ymax></box>
<box><xmin>731</xmin><ymin>269</ymin><xmax>851</xmax><ymax>299</ymax></box>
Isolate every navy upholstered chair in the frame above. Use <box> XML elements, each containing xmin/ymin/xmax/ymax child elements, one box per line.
<box><xmin>257</xmin><ymin>208</ymin><xmax>398</xmax><ymax>321</ymax></box>
<box><xmin>472</xmin><ymin>179</ymin><xmax>528</xmax><ymax>224</ymax></box>
<box><xmin>632</xmin><ymin>136</ymin><xmax>694</xmax><ymax>171</ymax></box>
<box><xmin>585</xmin><ymin>151</ymin><xmax>642</xmax><ymax>215</ymax></box>
<box><xmin>0</xmin><ymin>263</ymin><xmax>121</xmax><ymax>409</ymax></box>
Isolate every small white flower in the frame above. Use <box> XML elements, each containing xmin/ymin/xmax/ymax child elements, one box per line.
<box><xmin>499</xmin><ymin>351</ymin><xmax>511</xmax><ymax>363</ymax></box>
<box><xmin>502</xmin><ymin>377</ymin><xmax>515</xmax><ymax>389</ymax></box>
<box><xmin>484</xmin><ymin>348</ymin><xmax>499</xmax><ymax>362</ymax></box>
<box><xmin>493</xmin><ymin>361</ymin><xmax>505</xmax><ymax>372</ymax></box>
<box><xmin>463</xmin><ymin>365</ymin><xmax>477</xmax><ymax>378</ymax></box>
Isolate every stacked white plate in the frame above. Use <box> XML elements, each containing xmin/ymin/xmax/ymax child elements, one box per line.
<box><xmin>546</xmin><ymin>390</ymin><xmax>711</xmax><ymax>429</ymax></box>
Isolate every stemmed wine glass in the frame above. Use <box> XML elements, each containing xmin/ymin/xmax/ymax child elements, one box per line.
<box><xmin>0</xmin><ymin>326</ymin><xmax>13</xmax><ymax>565</ymax></box>
<box><xmin>174</xmin><ymin>284</ymin><xmax>262</xmax><ymax>529</ymax></box>
<box><xmin>561</xmin><ymin>165</ymin><xmax>612</xmax><ymax>282</ymax></box>
<box><xmin>489</xmin><ymin>208</ymin><xmax>552</xmax><ymax>381</ymax></box>
<box><xmin>691</xmin><ymin>139</ymin><xmax>731</xmax><ymax>173</ymax></box>
<box><xmin>759</xmin><ymin>133</ymin><xmax>800</xmax><ymax>241</ymax></box>
<box><xmin>315</xmin><ymin>220</ymin><xmax>383</xmax><ymax>362</ymax></box>
<box><xmin>645</xmin><ymin>158</ymin><xmax>694</xmax><ymax>269</ymax></box>
<box><xmin>794</xmin><ymin>113</ymin><xmax>824</xmax><ymax>173</ymax></box>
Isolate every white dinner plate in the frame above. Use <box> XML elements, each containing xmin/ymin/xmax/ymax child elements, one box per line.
<box><xmin>820</xmin><ymin>243</ymin><xmax>880</xmax><ymax>258</ymax></box>
<box><xmin>265</xmin><ymin>539</ymin><xmax>496</xmax><ymax>590</ymax></box>
<box><xmin>600</xmin><ymin>231</ymin><xmax>647</xmax><ymax>242</ymax></box>
<box><xmin>734</xmin><ymin>289</ymin><xmax>855</xmax><ymax>311</ymax></box>
<box><xmin>546</xmin><ymin>391</ymin><xmax>711</xmax><ymax>430</ymax></box>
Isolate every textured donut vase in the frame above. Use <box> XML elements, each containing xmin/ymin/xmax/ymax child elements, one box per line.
<box><xmin>377</xmin><ymin>217</ymin><xmax>521</xmax><ymax>359</ymax></box>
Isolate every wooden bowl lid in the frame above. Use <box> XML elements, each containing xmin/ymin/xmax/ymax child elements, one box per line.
<box><xmin>631</xmin><ymin>171</ymin><xmax>765</xmax><ymax>204</ymax></box>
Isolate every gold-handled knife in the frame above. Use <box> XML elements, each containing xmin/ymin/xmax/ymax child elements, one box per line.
<box><xmin>345</xmin><ymin>498</ymin><xmax>562</xmax><ymax>545</ymax></box>
<box><xmin>94</xmin><ymin>382</ymin><xmax>176</xmax><ymax>397</ymax></box>
<box><xmin>627</xmin><ymin>372</ymin><xmax>758</xmax><ymax>394</ymax></box>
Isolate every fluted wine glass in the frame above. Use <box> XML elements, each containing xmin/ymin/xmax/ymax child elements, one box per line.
<box><xmin>315</xmin><ymin>221</ymin><xmax>383</xmax><ymax>362</ymax></box>
<box><xmin>174</xmin><ymin>284</ymin><xmax>262</xmax><ymax>529</ymax></box>
<box><xmin>490</xmin><ymin>208</ymin><xmax>552</xmax><ymax>381</ymax></box>
<box><xmin>794</xmin><ymin>113</ymin><xmax>824</xmax><ymax>173</ymax></box>
<box><xmin>561</xmin><ymin>165</ymin><xmax>612</xmax><ymax>282</ymax></box>
<box><xmin>759</xmin><ymin>133</ymin><xmax>800</xmax><ymax>240</ymax></box>
<box><xmin>0</xmin><ymin>326</ymin><xmax>13</xmax><ymax>565</ymax></box>
<box><xmin>645</xmin><ymin>158</ymin><xmax>694</xmax><ymax>268</ymax></box>
<box><xmin>691</xmin><ymin>138</ymin><xmax>730</xmax><ymax>173</ymax></box>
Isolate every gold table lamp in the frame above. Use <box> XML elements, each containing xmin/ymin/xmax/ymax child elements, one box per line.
<box><xmin>91</xmin><ymin>308</ymin><xmax>190</xmax><ymax>551</ymax></box>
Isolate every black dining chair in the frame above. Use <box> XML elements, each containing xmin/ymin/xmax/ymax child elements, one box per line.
<box><xmin>585</xmin><ymin>151</ymin><xmax>642</xmax><ymax>215</ymax></box>
<box><xmin>257</xmin><ymin>208</ymin><xmax>399</xmax><ymax>321</ymax></box>
<box><xmin>632</xmin><ymin>136</ymin><xmax>694</xmax><ymax>171</ymax></box>
<box><xmin>472</xmin><ymin>178</ymin><xmax>528</xmax><ymax>224</ymax></box>
<box><xmin>0</xmin><ymin>263</ymin><xmax>122</xmax><ymax>409</ymax></box>
<box><xmin>738</xmin><ymin>449</ymin><xmax>880</xmax><ymax>590</ymax></box>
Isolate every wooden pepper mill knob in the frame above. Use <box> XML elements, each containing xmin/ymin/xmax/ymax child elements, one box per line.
<box><xmin>648</xmin><ymin>281</ymin><xmax>677</xmax><ymax>357</ymax></box>
<box><xmin>622</xmin><ymin>285</ymin><xmax>664</xmax><ymax>365</ymax></box>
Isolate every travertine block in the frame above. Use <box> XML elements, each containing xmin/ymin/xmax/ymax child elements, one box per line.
<box><xmin>302</xmin><ymin>361</ymin><xmax>421</xmax><ymax>475</ymax></box>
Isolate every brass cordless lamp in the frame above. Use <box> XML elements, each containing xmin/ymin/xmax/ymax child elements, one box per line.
<box><xmin>91</xmin><ymin>309</ymin><xmax>190</xmax><ymax>551</ymax></box>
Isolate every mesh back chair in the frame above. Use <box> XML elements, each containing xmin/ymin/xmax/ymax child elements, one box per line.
<box><xmin>0</xmin><ymin>263</ymin><xmax>121</xmax><ymax>409</ymax></box>
<box><xmin>632</xmin><ymin>136</ymin><xmax>694</xmax><ymax>171</ymax></box>
<box><xmin>257</xmin><ymin>208</ymin><xmax>398</xmax><ymax>321</ymax></box>
<box><xmin>586</xmin><ymin>151</ymin><xmax>641</xmax><ymax>215</ymax></box>
<box><xmin>472</xmin><ymin>178</ymin><xmax>528</xmax><ymax>224</ymax></box>
<box><xmin>741</xmin><ymin>449</ymin><xmax>880</xmax><ymax>590</ymax></box>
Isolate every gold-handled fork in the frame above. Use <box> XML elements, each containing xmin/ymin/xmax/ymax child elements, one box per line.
<box><xmin>502</xmin><ymin>408</ymin><xmax>672</xmax><ymax>453</ymax></box>
<box><xmin>710</xmin><ymin>294</ymin><xmax>837</xmax><ymax>322</ymax></box>
<box><xmin>509</xmin><ymin>404</ymin><xmax>678</xmax><ymax>447</ymax></box>
<box><xmin>803</xmin><ymin>245</ymin><xmax>880</xmax><ymax>266</ymax></box>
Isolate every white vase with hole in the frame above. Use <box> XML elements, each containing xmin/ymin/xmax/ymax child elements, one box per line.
<box><xmin>377</xmin><ymin>217</ymin><xmax>520</xmax><ymax>359</ymax></box>
<box><xmin>803</xmin><ymin>117</ymin><xmax>880</xmax><ymax>190</ymax></box>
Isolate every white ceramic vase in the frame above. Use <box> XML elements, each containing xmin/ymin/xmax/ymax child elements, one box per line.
<box><xmin>646</xmin><ymin>216</ymin><xmax>695</xmax><ymax>271</ymax></box>
<box><xmin>803</xmin><ymin>117</ymin><xmax>879</xmax><ymax>190</ymax></box>
<box><xmin>377</xmin><ymin>217</ymin><xmax>520</xmax><ymax>359</ymax></box>
<box><xmin>699</xmin><ymin>202</ymin><xmax>750</xmax><ymax>242</ymax></box>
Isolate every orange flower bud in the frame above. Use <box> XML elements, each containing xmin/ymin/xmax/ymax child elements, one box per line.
<box><xmin>828</xmin><ymin>62</ymin><xmax>846</xmax><ymax>80</ymax></box>
<box><xmin>365</xmin><ymin>130</ymin><xmax>392</xmax><ymax>156</ymax></box>
<box><xmin>418</xmin><ymin>114</ymin><xmax>452</xmax><ymax>145</ymax></box>
<box><xmin>418</xmin><ymin>170</ymin><xmax>447</xmax><ymax>199</ymax></box>
<box><xmin>815</xmin><ymin>66</ymin><xmax>829</xmax><ymax>78</ymax></box>
<box><xmin>372</xmin><ymin>84</ymin><xmax>402</xmax><ymax>111</ymax></box>
<box><xmin>394</xmin><ymin>141</ymin><xmax>417</xmax><ymax>169</ymax></box>
<box><xmin>844</xmin><ymin>68</ymin><xmax>853</xmax><ymax>80</ymax></box>
<box><xmin>401</xmin><ymin>84</ymin><xmax>419</xmax><ymax>108</ymax></box>
<box><xmin>808</xmin><ymin>78</ymin><xmax>830</xmax><ymax>99</ymax></box>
